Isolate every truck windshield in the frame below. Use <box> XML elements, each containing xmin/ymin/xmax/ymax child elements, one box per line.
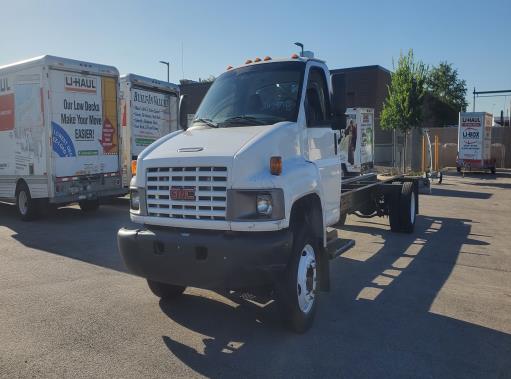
<box><xmin>193</xmin><ymin>61</ymin><xmax>305</xmax><ymax>127</ymax></box>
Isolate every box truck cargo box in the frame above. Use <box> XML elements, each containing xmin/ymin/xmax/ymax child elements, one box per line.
<box><xmin>457</xmin><ymin>112</ymin><xmax>496</xmax><ymax>173</ymax></box>
<box><xmin>119</xmin><ymin>74</ymin><xmax>179</xmax><ymax>187</ymax></box>
<box><xmin>338</xmin><ymin>107</ymin><xmax>374</xmax><ymax>175</ymax></box>
<box><xmin>0</xmin><ymin>55</ymin><xmax>124</xmax><ymax>220</ymax></box>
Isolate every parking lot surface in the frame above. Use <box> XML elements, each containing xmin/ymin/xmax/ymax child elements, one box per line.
<box><xmin>1</xmin><ymin>172</ymin><xmax>510</xmax><ymax>378</ymax></box>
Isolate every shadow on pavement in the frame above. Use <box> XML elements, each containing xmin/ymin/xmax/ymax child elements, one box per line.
<box><xmin>0</xmin><ymin>200</ymin><xmax>131</xmax><ymax>272</ymax></box>
<box><xmin>159</xmin><ymin>214</ymin><xmax>510</xmax><ymax>378</ymax></box>
<box><xmin>431</xmin><ymin>188</ymin><xmax>492</xmax><ymax>199</ymax></box>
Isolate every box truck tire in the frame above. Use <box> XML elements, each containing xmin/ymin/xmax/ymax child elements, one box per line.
<box><xmin>147</xmin><ymin>279</ymin><xmax>185</xmax><ymax>299</ymax></box>
<box><xmin>79</xmin><ymin>199</ymin><xmax>100</xmax><ymax>212</ymax></box>
<box><xmin>16</xmin><ymin>182</ymin><xmax>39</xmax><ymax>221</ymax></box>
<box><xmin>276</xmin><ymin>223</ymin><xmax>318</xmax><ymax>333</ymax></box>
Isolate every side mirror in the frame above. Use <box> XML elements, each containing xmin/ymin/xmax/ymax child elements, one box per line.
<box><xmin>178</xmin><ymin>94</ymin><xmax>189</xmax><ymax>130</ymax></box>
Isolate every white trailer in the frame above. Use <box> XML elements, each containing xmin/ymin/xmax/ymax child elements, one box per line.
<box><xmin>339</xmin><ymin>107</ymin><xmax>374</xmax><ymax>175</ymax></box>
<box><xmin>456</xmin><ymin>112</ymin><xmax>496</xmax><ymax>173</ymax></box>
<box><xmin>119</xmin><ymin>74</ymin><xmax>179</xmax><ymax>187</ymax></box>
<box><xmin>0</xmin><ymin>55</ymin><xmax>124</xmax><ymax>220</ymax></box>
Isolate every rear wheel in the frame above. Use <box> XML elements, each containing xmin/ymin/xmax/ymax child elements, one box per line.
<box><xmin>16</xmin><ymin>183</ymin><xmax>38</xmax><ymax>221</ymax></box>
<box><xmin>399</xmin><ymin>182</ymin><xmax>416</xmax><ymax>233</ymax></box>
<box><xmin>147</xmin><ymin>280</ymin><xmax>185</xmax><ymax>299</ymax></box>
<box><xmin>79</xmin><ymin>199</ymin><xmax>100</xmax><ymax>212</ymax></box>
<box><xmin>276</xmin><ymin>222</ymin><xmax>319</xmax><ymax>333</ymax></box>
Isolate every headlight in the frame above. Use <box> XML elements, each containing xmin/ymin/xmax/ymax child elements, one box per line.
<box><xmin>256</xmin><ymin>194</ymin><xmax>273</xmax><ymax>216</ymax></box>
<box><xmin>130</xmin><ymin>189</ymin><xmax>140</xmax><ymax>211</ymax></box>
<box><xmin>226</xmin><ymin>189</ymin><xmax>284</xmax><ymax>221</ymax></box>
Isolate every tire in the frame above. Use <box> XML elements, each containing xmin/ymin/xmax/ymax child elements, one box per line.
<box><xmin>490</xmin><ymin>167</ymin><xmax>496</xmax><ymax>175</ymax></box>
<box><xmin>16</xmin><ymin>183</ymin><xmax>38</xmax><ymax>221</ymax></box>
<box><xmin>276</xmin><ymin>222</ymin><xmax>319</xmax><ymax>333</ymax></box>
<box><xmin>456</xmin><ymin>166</ymin><xmax>461</xmax><ymax>173</ymax></box>
<box><xmin>389</xmin><ymin>194</ymin><xmax>401</xmax><ymax>232</ymax></box>
<box><xmin>337</xmin><ymin>213</ymin><xmax>347</xmax><ymax>226</ymax></box>
<box><xmin>79</xmin><ymin>199</ymin><xmax>100</xmax><ymax>212</ymax></box>
<box><xmin>147</xmin><ymin>280</ymin><xmax>185</xmax><ymax>299</ymax></box>
<box><xmin>399</xmin><ymin>182</ymin><xmax>416</xmax><ymax>234</ymax></box>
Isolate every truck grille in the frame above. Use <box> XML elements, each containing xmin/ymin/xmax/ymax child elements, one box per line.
<box><xmin>146</xmin><ymin>166</ymin><xmax>228</xmax><ymax>220</ymax></box>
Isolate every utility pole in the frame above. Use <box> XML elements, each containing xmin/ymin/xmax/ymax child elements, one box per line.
<box><xmin>159</xmin><ymin>60</ymin><xmax>170</xmax><ymax>82</ymax></box>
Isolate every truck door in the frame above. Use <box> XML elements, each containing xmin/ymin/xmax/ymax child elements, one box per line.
<box><xmin>304</xmin><ymin>66</ymin><xmax>341</xmax><ymax>226</ymax></box>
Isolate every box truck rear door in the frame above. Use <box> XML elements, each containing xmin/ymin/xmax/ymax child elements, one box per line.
<box><xmin>49</xmin><ymin>70</ymin><xmax>119</xmax><ymax>178</ymax></box>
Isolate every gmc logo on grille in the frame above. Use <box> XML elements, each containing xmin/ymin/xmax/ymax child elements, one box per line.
<box><xmin>170</xmin><ymin>187</ymin><xmax>195</xmax><ymax>201</ymax></box>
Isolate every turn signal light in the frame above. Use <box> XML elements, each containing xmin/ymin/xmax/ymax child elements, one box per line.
<box><xmin>245</xmin><ymin>59</ymin><xmax>253</xmax><ymax>64</ymax></box>
<box><xmin>291</xmin><ymin>53</ymin><xmax>299</xmax><ymax>59</ymax></box>
<box><xmin>263</xmin><ymin>56</ymin><xmax>272</xmax><ymax>61</ymax></box>
<box><xmin>270</xmin><ymin>156</ymin><xmax>282</xmax><ymax>176</ymax></box>
<box><xmin>131</xmin><ymin>160</ymin><xmax>137</xmax><ymax>175</ymax></box>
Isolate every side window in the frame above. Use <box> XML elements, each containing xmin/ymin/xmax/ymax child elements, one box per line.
<box><xmin>305</xmin><ymin>68</ymin><xmax>331</xmax><ymax>127</ymax></box>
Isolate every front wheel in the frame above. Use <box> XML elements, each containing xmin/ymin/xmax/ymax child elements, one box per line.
<box><xmin>276</xmin><ymin>225</ymin><xmax>319</xmax><ymax>333</ymax></box>
<box><xmin>147</xmin><ymin>280</ymin><xmax>185</xmax><ymax>299</ymax></box>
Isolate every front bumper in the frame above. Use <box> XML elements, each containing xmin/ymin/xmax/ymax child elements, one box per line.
<box><xmin>117</xmin><ymin>227</ymin><xmax>292</xmax><ymax>290</ymax></box>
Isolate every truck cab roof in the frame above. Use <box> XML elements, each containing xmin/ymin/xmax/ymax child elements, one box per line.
<box><xmin>230</xmin><ymin>56</ymin><xmax>326</xmax><ymax>71</ymax></box>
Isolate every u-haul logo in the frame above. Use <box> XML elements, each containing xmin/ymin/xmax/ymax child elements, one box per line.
<box><xmin>0</xmin><ymin>77</ymin><xmax>10</xmax><ymax>93</ymax></box>
<box><xmin>65</xmin><ymin>75</ymin><xmax>97</xmax><ymax>93</ymax></box>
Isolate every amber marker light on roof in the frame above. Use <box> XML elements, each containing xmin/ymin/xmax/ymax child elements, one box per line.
<box><xmin>270</xmin><ymin>156</ymin><xmax>282</xmax><ymax>176</ymax></box>
<box><xmin>254</xmin><ymin>57</ymin><xmax>261</xmax><ymax>62</ymax></box>
<box><xmin>245</xmin><ymin>59</ymin><xmax>253</xmax><ymax>64</ymax></box>
<box><xmin>226</xmin><ymin>65</ymin><xmax>233</xmax><ymax>70</ymax></box>
<box><xmin>291</xmin><ymin>53</ymin><xmax>299</xmax><ymax>59</ymax></box>
<box><xmin>263</xmin><ymin>56</ymin><xmax>272</xmax><ymax>61</ymax></box>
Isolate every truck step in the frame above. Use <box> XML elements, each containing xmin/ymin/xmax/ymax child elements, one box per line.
<box><xmin>327</xmin><ymin>238</ymin><xmax>355</xmax><ymax>259</ymax></box>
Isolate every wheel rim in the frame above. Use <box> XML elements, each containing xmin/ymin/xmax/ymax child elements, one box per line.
<box><xmin>18</xmin><ymin>190</ymin><xmax>28</xmax><ymax>215</ymax></box>
<box><xmin>297</xmin><ymin>244</ymin><xmax>317</xmax><ymax>314</ymax></box>
<box><xmin>410</xmin><ymin>192</ymin><xmax>416</xmax><ymax>224</ymax></box>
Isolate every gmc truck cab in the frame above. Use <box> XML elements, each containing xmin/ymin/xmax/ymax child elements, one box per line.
<box><xmin>118</xmin><ymin>55</ymin><xmax>418</xmax><ymax>332</ymax></box>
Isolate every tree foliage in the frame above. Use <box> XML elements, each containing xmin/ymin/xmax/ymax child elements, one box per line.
<box><xmin>427</xmin><ymin>62</ymin><xmax>467</xmax><ymax>112</ymax></box>
<box><xmin>380</xmin><ymin>50</ymin><xmax>428</xmax><ymax>133</ymax></box>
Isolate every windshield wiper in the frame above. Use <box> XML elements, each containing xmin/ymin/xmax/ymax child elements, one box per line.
<box><xmin>219</xmin><ymin>116</ymin><xmax>267</xmax><ymax>127</ymax></box>
<box><xmin>192</xmin><ymin>118</ymin><xmax>219</xmax><ymax>128</ymax></box>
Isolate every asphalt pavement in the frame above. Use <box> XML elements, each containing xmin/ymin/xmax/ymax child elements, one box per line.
<box><xmin>1</xmin><ymin>172</ymin><xmax>510</xmax><ymax>378</ymax></box>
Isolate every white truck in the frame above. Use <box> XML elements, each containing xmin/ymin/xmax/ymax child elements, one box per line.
<box><xmin>118</xmin><ymin>55</ymin><xmax>419</xmax><ymax>332</ymax></box>
<box><xmin>339</xmin><ymin>107</ymin><xmax>375</xmax><ymax>175</ymax></box>
<box><xmin>456</xmin><ymin>112</ymin><xmax>496</xmax><ymax>173</ymax></box>
<box><xmin>119</xmin><ymin>74</ymin><xmax>179</xmax><ymax>187</ymax></box>
<box><xmin>0</xmin><ymin>55</ymin><xmax>124</xmax><ymax>220</ymax></box>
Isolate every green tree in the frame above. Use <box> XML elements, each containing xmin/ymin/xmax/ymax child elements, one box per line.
<box><xmin>381</xmin><ymin>49</ymin><xmax>428</xmax><ymax>133</ymax></box>
<box><xmin>427</xmin><ymin>62</ymin><xmax>467</xmax><ymax>111</ymax></box>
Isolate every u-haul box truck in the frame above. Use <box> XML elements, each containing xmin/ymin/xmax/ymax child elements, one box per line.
<box><xmin>119</xmin><ymin>74</ymin><xmax>179</xmax><ymax>187</ymax></box>
<box><xmin>457</xmin><ymin>112</ymin><xmax>496</xmax><ymax>173</ymax></box>
<box><xmin>0</xmin><ymin>55</ymin><xmax>124</xmax><ymax>220</ymax></box>
<box><xmin>338</xmin><ymin>107</ymin><xmax>374</xmax><ymax>175</ymax></box>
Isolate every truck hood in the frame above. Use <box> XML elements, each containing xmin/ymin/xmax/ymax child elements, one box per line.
<box><xmin>144</xmin><ymin>124</ymin><xmax>277</xmax><ymax>160</ymax></box>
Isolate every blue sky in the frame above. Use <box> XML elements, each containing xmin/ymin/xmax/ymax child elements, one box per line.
<box><xmin>1</xmin><ymin>0</ymin><xmax>510</xmax><ymax>115</ymax></box>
